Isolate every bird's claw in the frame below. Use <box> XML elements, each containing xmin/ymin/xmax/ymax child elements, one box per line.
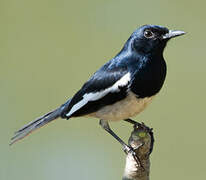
<box><xmin>123</xmin><ymin>145</ymin><xmax>144</xmax><ymax>169</ymax></box>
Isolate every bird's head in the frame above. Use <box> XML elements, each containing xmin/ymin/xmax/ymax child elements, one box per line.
<box><xmin>127</xmin><ymin>25</ymin><xmax>185</xmax><ymax>56</ymax></box>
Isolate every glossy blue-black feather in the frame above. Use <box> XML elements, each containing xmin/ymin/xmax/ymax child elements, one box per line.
<box><xmin>62</xmin><ymin>25</ymin><xmax>169</xmax><ymax>118</ymax></box>
<box><xmin>61</xmin><ymin>59</ymin><xmax>129</xmax><ymax>118</ymax></box>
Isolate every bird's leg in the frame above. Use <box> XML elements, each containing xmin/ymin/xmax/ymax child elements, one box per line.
<box><xmin>124</xmin><ymin>118</ymin><xmax>141</xmax><ymax>126</ymax></box>
<box><xmin>99</xmin><ymin>119</ymin><xmax>142</xmax><ymax>167</ymax></box>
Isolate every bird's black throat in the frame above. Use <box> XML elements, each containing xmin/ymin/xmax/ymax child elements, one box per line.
<box><xmin>130</xmin><ymin>53</ymin><xmax>167</xmax><ymax>98</ymax></box>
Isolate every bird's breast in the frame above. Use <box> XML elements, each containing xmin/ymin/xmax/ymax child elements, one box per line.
<box><xmin>89</xmin><ymin>92</ymin><xmax>154</xmax><ymax>121</ymax></box>
<box><xmin>130</xmin><ymin>58</ymin><xmax>167</xmax><ymax>98</ymax></box>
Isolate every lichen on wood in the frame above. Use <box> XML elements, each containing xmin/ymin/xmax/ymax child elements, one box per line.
<box><xmin>122</xmin><ymin>123</ymin><xmax>154</xmax><ymax>180</ymax></box>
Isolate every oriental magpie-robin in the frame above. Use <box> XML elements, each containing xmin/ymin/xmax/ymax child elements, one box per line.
<box><xmin>11</xmin><ymin>25</ymin><xmax>185</xmax><ymax>155</ymax></box>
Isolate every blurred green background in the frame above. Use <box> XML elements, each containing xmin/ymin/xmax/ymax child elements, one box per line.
<box><xmin>1</xmin><ymin>0</ymin><xmax>206</xmax><ymax>179</ymax></box>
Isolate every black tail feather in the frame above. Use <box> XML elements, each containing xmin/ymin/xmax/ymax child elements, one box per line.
<box><xmin>10</xmin><ymin>107</ymin><xmax>64</xmax><ymax>145</ymax></box>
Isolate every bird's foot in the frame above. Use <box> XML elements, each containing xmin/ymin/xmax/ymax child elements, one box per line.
<box><xmin>124</xmin><ymin>119</ymin><xmax>142</xmax><ymax>128</ymax></box>
<box><xmin>123</xmin><ymin>145</ymin><xmax>144</xmax><ymax>169</ymax></box>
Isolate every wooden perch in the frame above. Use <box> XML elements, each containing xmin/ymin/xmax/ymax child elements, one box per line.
<box><xmin>122</xmin><ymin>123</ymin><xmax>154</xmax><ymax>180</ymax></box>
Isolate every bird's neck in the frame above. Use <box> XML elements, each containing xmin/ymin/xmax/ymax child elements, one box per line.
<box><xmin>133</xmin><ymin>50</ymin><xmax>164</xmax><ymax>65</ymax></box>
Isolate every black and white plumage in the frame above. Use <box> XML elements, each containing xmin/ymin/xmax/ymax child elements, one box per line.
<box><xmin>11</xmin><ymin>25</ymin><xmax>185</xmax><ymax>145</ymax></box>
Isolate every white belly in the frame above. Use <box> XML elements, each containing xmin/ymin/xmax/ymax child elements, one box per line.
<box><xmin>89</xmin><ymin>92</ymin><xmax>154</xmax><ymax>121</ymax></box>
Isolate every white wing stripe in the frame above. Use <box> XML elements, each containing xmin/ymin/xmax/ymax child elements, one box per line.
<box><xmin>66</xmin><ymin>72</ymin><xmax>131</xmax><ymax>117</ymax></box>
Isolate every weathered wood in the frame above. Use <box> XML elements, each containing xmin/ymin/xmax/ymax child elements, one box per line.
<box><xmin>122</xmin><ymin>123</ymin><xmax>154</xmax><ymax>180</ymax></box>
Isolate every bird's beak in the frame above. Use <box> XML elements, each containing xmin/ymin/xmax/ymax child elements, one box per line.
<box><xmin>162</xmin><ymin>30</ymin><xmax>186</xmax><ymax>39</ymax></box>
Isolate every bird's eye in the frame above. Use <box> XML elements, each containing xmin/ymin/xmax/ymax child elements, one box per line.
<box><xmin>144</xmin><ymin>30</ymin><xmax>154</xmax><ymax>38</ymax></box>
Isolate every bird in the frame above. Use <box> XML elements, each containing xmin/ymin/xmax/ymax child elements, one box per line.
<box><xmin>10</xmin><ymin>25</ymin><xmax>185</xmax><ymax>156</ymax></box>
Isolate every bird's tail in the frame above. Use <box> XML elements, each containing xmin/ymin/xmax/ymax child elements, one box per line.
<box><xmin>10</xmin><ymin>100</ymin><xmax>70</xmax><ymax>145</ymax></box>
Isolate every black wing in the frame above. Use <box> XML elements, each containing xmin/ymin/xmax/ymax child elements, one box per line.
<box><xmin>61</xmin><ymin>60</ymin><xmax>130</xmax><ymax>118</ymax></box>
